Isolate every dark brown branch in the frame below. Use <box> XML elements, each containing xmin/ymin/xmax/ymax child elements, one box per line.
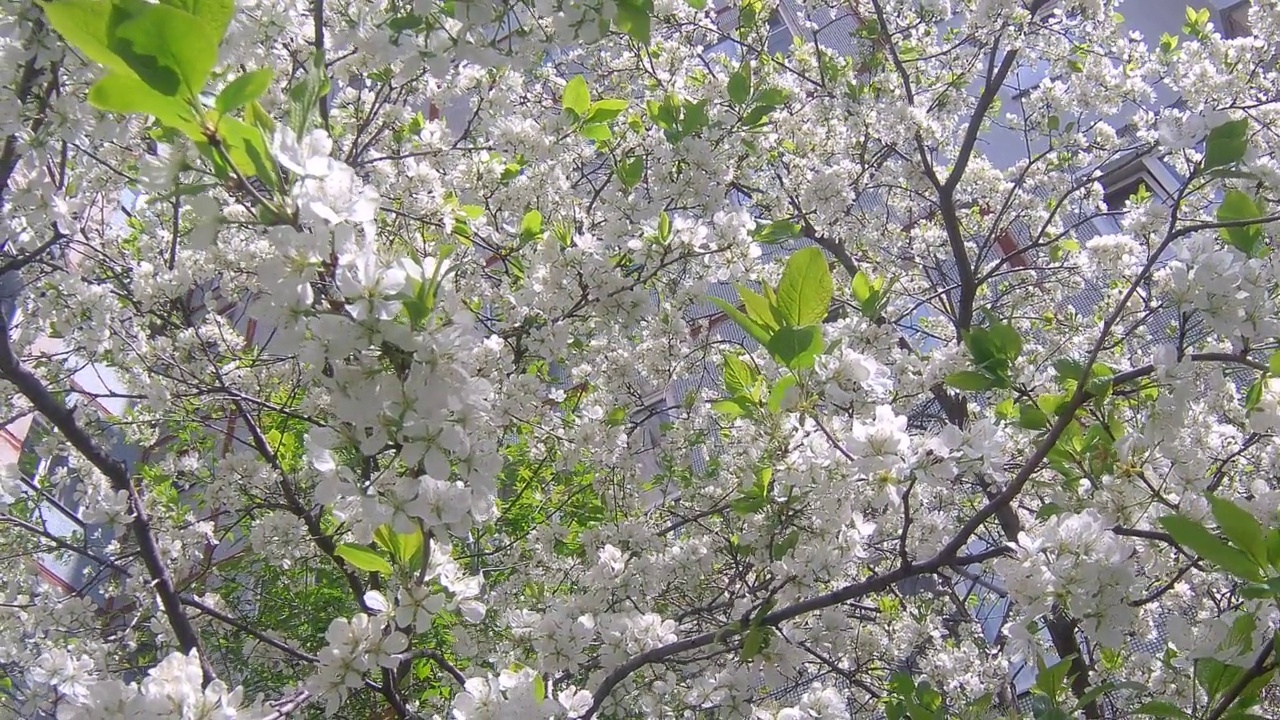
<box><xmin>0</xmin><ymin>317</ymin><xmax>214</xmax><ymax>685</ymax></box>
<box><xmin>181</xmin><ymin>595</ymin><xmax>319</xmax><ymax>663</ymax></box>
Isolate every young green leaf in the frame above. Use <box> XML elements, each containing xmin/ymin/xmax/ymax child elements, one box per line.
<box><xmin>215</xmin><ymin>116</ymin><xmax>278</xmax><ymax>184</ymax></box>
<box><xmin>1217</xmin><ymin>190</ymin><xmax>1265</xmax><ymax>257</ymax></box>
<box><xmin>335</xmin><ymin>543</ymin><xmax>394</xmax><ymax>575</ymax></box>
<box><xmin>1202</xmin><ymin>119</ymin><xmax>1249</xmax><ymax>171</ymax></box>
<box><xmin>766</xmin><ymin>325</ymin><xmax>823</xmax><ymax>370</ymax></box>
<box><xmin>216</xmin><ymin>68</ymin><xmax>273</xmax><ymax>113</ymax></box>
<box><xmin>851</xmin><ymin>271</ymin><xmax>873</xmax><ymax>303</ymax></box>
<box><xmin>740</xmin><ymin>626</ymin><xmax>768</xmax><ymax>660</ymax></box>
<box><xmin>727</xmin><ymin>64</ymin><xmax>752</xmax><ymax>104</ymax></box>
<box><xmin>771</xmin><ymin>530</ymin><xmax>800</xmax><ymax>560</ymax></box>
<box><xmin>111</xmin><ymin>2</ymin><xmax>220</xmax><ymax>98</ymax></box>
<box><xmin>617</xmin><ymin>155</ymin><xmax>644</xmax><ymax>189</ymax></box>
<box><xmin>159</xmin><ymin>0</ymin><xmax>235</xmax><ymax>42</ymax></box>
<box><xmin>709</xmin><ymin>296</ymin><xmax>772</xmax><ymax>347</ymax></box>
<box><xmin>578</xmin><ymin>123</ymin><xmax>613</xmax><ymax>141</ymax></box>
<box><xmin>41</xmin><ymin>0</ymin><xmax>145</xmax><ymax>82</ymax></box>
<box><xmin>774</xmin><ymin>247</ymin><xmax>832</xmax><ymax>326</ymax></box>
<box><xmin>1208</xmin><ymin>495</ymin><xmax>1267</xmax><ymax>565</ymax></box>
<box><xmin>767</xmin><ymin>375</ymin><xmax>797</xmax><ymax>412</ymax></box>
<box><xmin>752</xmin><ymin>219</ymin><xmax>802</xmax><ymax>244</ymax></box>
<box><xmin>521</xmin><ymin>209</ymin><xmax>544</xmax><ymax>240</ymax></box>
<box><xmin>614</xmin><ymin>0</ymin><xmax>653</xmax><ymax>44</ymax></box>
<box><xmin>945</xmin><ymin>370</ymin><xmax>996</xmax><ymax>392</ymax></box>
<box><xmin>586</xmin><ymin>98</ymin><xmax>629</xmax><ymax>124</ymax></box>
<box><xmin>562</xmin><ymin>75</ymin><xmax>590</xmax><ymax>118</ymax></box>
<box><xmin>987</xmin><ymin>321</ymin><xmax>1023</xmax><ymax>364</ymax></box>
<box><xmin>734</xmin><ymin>284</ymin><xmax>781</xmax><ymax>333</ymax></box>
<box><xmin>711</xmin><ymin>398</ymin><xmax>750</xmax><ymax>418</ymax></box>
<box><xmin>88</xmin><ymin>72</ymin><xmax>200</xmax><ymax>134</ymax></box>
<box><xmin>722</xmin><ymin>354</ymin><xmax>757</xmax><ymax>397</ymax></box>
<box><xmin>1158</xmin><ymin>514</ymin><xmax>1264</xmax><ymax>581</ymax></box>
<box><xmin>1132</xmin><ymin>700</ymin><xmax>1190</xmax><ymax>719</ymax></box>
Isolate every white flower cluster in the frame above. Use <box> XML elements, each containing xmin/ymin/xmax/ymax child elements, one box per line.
<box><xmin>29</xmin><ymin>650</ymin><xmax>250</xmax><ymax>720</ymax></box>
<box><xmin>997</xmin><ymin>510</ymin><xmax>1139</xmax><ymax>653</ymax></box>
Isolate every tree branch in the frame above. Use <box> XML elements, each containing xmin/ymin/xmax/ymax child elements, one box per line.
<box><xmin>0</xmin><ymin>316</ymin><xmax>215</xmax><ymax>685</ymax></box>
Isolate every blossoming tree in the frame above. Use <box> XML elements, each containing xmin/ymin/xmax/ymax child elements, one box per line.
<box><xmin>3</xmin><ymin>0</ymin><xmax>1280</xmax><ymax>717</ymax></box>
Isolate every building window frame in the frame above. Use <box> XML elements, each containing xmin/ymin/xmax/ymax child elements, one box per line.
<box><xmin>1090</xmin><ymin>154</ymin><xmax>1179</xmax><ymax>236</ymax></box>
<box><xmin>1220</xmin><ymin>0</ymin><xmax>1252</xmax><ymax>39</ymax></box>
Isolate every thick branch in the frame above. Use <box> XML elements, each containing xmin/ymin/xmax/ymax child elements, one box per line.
<box><xmin>0</xmin><ymin>317</ymin><xmax>214</xmax><ymax>684</ymax></box>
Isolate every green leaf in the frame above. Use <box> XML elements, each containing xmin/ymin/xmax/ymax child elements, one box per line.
<box><xmin>335</xmin><ymin>543</ymin><xmax>394</xmax><ymax>575</ymax></box>
<box><xmin>1133</xmin><ymin>700</ymin><xmax>1190</xmax><ymax>718</ymax></box>
<box><xmin>1246</xmin><ymin>379</ymin><xmax>1264</xmax><ymax>411</ymax></box>
<box><xmin>1203</xmin><ymin>119</ymin><xmax>1249</xmax><ymax>171</ymax></box>
<box><xmin>723</xmin><ymin>354</ymin><xmax>756</xmax><ymax>397</ymax></box>
<box><xmin>711</xmin><ymin>397</ymin><xmax>751</xmax><ymax>418</ymax></box>
<box><xmin>1266</xmin><ymin>528</ymin><xmax>1280</xmax><ymax>570</ymax></box>
<box><xmin>774</xmin><ymin>247</ymin><xmax>832</xmax><ymax>326</ymax></box>
<box><xmin>245</xmin><ymin>99</ymin><xmax>275</xmax><ymax>135</ymax></box>
<box><xmin>766</xmin><ymin>325</ymin><xmax>823</xmax><ymax>370</ymax></box>
<box><xmin>741</xmin><ymin>626</ymin><xmax>768</xmax><ymax>660</ymax></box>
<box><xmin>851</xmin><ymin>271</ymin><xmax>873</xmax><ymax>303</ymax></box>
<box><xmin>578</xmin><ymin>123</ymin><xmax>612</xmax><ymax>141</ymax></box>
<box><xmin>755</xmin><ymin>87</ymin><xmax>788</xmax><ymax>106</ymax></box>
<box><xmin>1159</xmin><ymin>514</ymin><xmax>1264</xmax><ymax>581</ymax></box>
<box><xmin>1015</xmin><ymin>402</ymin><xmax>1050</xmax><ymax>430</ymax></box>
<box><xmin>945</xmin><ymin>370</ymin><xmax>996</xmax><ymax>392</ymax></box>
<box><xmin>730</xmin><ymin>494</ymin><xmax>768</xmax><ymax>515</ymax></box>
<box><xmin>768</xmin><ymin>375</ymin><xmax>796</xmax><ymax>412</ymax></box>
<box><xmin>688</xmin><ymin>0</ymin><xmax>706</xmax><ymax>8</ymax></box>
<box><xmin>373</xmin><ymin>524</ymin><xmax>424</xmax><ymax>566</ymax></box>
<box><xmin>1036</xmin><ymin>503</ymin><xmax>1064</xmax><ymax>520</ymax></box>
<box><xmin>216</xmin><ymin>68</ymin><xmax>273</xmax><ymax>114</ymax></box>
<box><xmin>111</xmin><ymin>1</ymin><xmax>220</xmax><ymax>98</ymax></box>
<box><xmin>1209</xmin><ymin>496</ymin><xmax>1267</xmax><ymax>565</ymax></box>
<box><xmin>728</xmin><ymin>64</ymin><xmax>752</xmax><ymax>104</ymax></box>
<box><xmin>88</xmin><ymin>72</ymin><xmax>199</xmax><ymax>133</ymax></box>
<box><xmin>987</xmin><ymin>321</ymin><xmax>1023</xmax><ymax>364</ymax></box>
<box><xmin>617</xmin><ymin>155</ymin><xmax>644</xmax><ymax>189</ymax></box>
<box><xmin>1034</xmin><ymin>655</ymin><xmax>1075</xmax><ymax>703</ymax></box>
<box><xmin>709</xmin><ymin>296</ymin><xmax>772</xmax><ymax>347</ymax></box>
<box><xmin>532</xmin><ymin>672</ymin><xmax>546</xmax><ymax>702</ymax></box>
<box><xmin>614</xmin><ymin>0</ymin><xmax>652</xmax><ymax>44</ymax></box>
<box><xmin>963</xmin><ymin>328</ymin><xmax>1003</xmax><ymax>372</ymax></box>
<box><xmin>520</xmin><ymin>209</ymin><xmax>543</xmax><ymax>240</ymax></box>
<box><xmin>586</xmin><ymin>98</ymin><xmax>629</xmax><ymax>124</ymax></box>
<box><xmin>41</xmin><ymin>0</ymin><xmax>146</xmax><ymax>82</ymax></box>
<box><xmin>658</xmin><ymin>211</ymin><xmax>671</xmax><ymax>240</ymax></box>
<box><xmin>735</xmin><ymin>284</ymin><xmax>780</xmax><ymax>333</ymax></box>
<box><xmin>741</xmin><ymin>103</ymin><xmax>774</xmax><ymax>128</ymax></box>
<box><xmin>772</xmin><ymin>530</ymin><xmax>800</xmax><ymax>560</ymax></box>
<box><xmin>1269</xmin><ymin>351</ymin><xmax>1280</xmax><ymax>376</ymax></box>
<box><xmin>287</xmin><ymin>50</ymin><xmax>330</xmax><ymax>135</ymax></box>
<box><xmin>1217</xmin><ymin>190</ymin><xmax>1266</xmax><ymax>257</ymax></box>
<box><xmin>562</xmin><ymin>75</ymin><xmax>590</xmax><ymax>117</ymax></box>
<box><xmin>215</xmin><ymin>116</ymin><xmax>277</xmax><ymax>185</ymax></box>
<box><xmin>1197</xmin><ymin>657</ymin><xmax>1245</xmax><ymax>704</ymax></box>
<box><xmin>752</xmin><ymin>219</ymin><xmax>802</xmax><ymax>244</ymax></box>
<box><xmin>158</xmin><ymin>0</ymin><xmax>234</xmax><ymax>41</ymax></box>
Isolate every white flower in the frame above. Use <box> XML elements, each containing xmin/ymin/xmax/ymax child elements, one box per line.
<box><xmin>29</xmin><ymin>649</ymin><xmax>96</xmax><ymax>704</ymax></box>
<box><xmin>396</xmin><ymin>583</ymin><xmax>446</xmax><ymax>631</ymax></box>
<box><xmin>271</xmin><ymin>128</ymin><xmax>336</xmax><ymax>177</ymax></box>
<box><xmin>336</xmin><ymin>244</ymin><xmax>407</xmax><ymax>320</ymax></box>
<box><xmin>271</xmin><ymin>127</ymin><xmax>382</xmax><ymax>225</ymax></box>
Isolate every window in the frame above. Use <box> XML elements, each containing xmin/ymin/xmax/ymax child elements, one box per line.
<box><xmin>766</xmin><ymin>10</ymin><xmax>793</xmax><ymax>54</ymax></box>
<box><xmin>1221</xmin><ymin>0</ymin><xmax>1251</xmax><ymax>39</ymax></box>
<box><xmin>1090</xmin><ymin>155</ymin><xmax>1177</xmax><ymax>236</ymax></box>
<box><xmin>1102</xmin><ymin>175</ymin><xmax>1152</xmax><ymax>213</ymax></box>
<box><xmin>631</xmin><ymin>388</ymin><xmax>679</xmax><ymax>508</ymax></box>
